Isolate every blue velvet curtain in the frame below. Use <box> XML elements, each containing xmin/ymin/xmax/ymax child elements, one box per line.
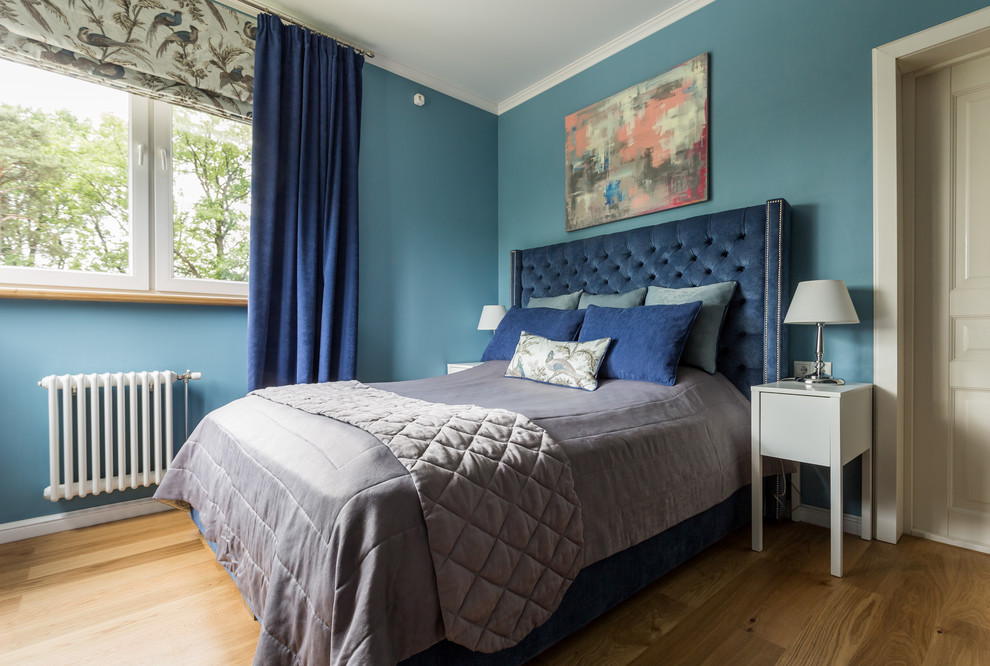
<box><xmin>248</xmin><ymin>14</ymin><xmax>364</xmax><ymax>390</ymax></box>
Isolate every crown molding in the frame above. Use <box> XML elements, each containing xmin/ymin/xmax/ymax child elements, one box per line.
<box><xmin>497</xmin><ymin>0</ymin><xmax>716</xmax><ymax>114</ymax></box>
<box><xmin>369</xmin><ymin>55</ymin><xmax>499</xmax><ymax>114</ymax></box>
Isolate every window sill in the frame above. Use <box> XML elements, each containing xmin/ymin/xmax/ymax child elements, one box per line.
<box><xmin>0</xmin><ymin>287</ymin><xmax>247</xmax><ymax>306</ymax></box>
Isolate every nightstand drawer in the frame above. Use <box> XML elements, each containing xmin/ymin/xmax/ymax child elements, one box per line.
<box><xmin>759</xmin><ymin>392</ymin><xmax>830</xmax><ymax>465</ymax></box>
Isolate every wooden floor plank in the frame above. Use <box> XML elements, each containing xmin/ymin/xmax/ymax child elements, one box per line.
<box><xmin>0</xmin><ymin>539</ymin><xmax>205</xmax><ymax>603</ymax></box>
<box><xmin>696</xmin><ymin>628</ymin><xmax>784</xmax><ymax>666</ymax></box>
<box><xmin>849</xmin><ymin>537</ymin><xmax>951</xmax><ymax>664</ymax></box>
<box><xmin>776</xmin><ymin>583</ymin><xmax>883</xmax><ymax>665</ymax></box>
<box><xmin>3</xmin><ymin>589</ymin><xmax>258</xmax><ymax>665</ymax></box>
<box><xmin>3</xmin><ymin>512</ymin><xmax>990</xmax><ymax>665</ymax></box>
<box><xmin>922</xmin><ymin>618</ymin><xmax>990</xmax><ymax>666</ymax></box>
<box><xmin>528</xmin><ymin>587</ymin><xmax>691</xmax><ymax>666</ymax></box>
<box><xmin>743</xmin><ymin>566</ymin><xmax>837</xmax><ymax>649</ymax></box>
<box><xmin>2</xmin><ymin>555</ymin><xmax>245</xmax><ymax>650</ymax></box>
<box><xmin>938</xmin><ymin>540</ymin><xmax>990</xmax><ymax>630</ymax></box>
<box><xmin>629</xmin><ymin>558</ymin><xmax>790</xmax><ymax>664</ymax></box>
<box><xmin>838</xmin><ymin>534</ymin><xmax>910</xmax><ymax>595</ymax></box>
<box><xmin>653</xmin><ymin>526</ymin><xmax>762</xmax><ymax>608</ymax></box>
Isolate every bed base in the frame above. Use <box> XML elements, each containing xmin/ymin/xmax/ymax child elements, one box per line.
<box><xmin>400</xmin><ymin>486</ymin><xmax>750</xmax><ymax>665</ymax></box>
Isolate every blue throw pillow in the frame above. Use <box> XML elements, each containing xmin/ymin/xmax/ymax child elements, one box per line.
<box><xmin>578</xmin><ymin>302</ymin><xmax>702</xmax><ymax>385</ymax></box>
<box><xmin>481</xmin><ymin>307</ymin><xmax>586</xmax><ymax>361</ymax></box>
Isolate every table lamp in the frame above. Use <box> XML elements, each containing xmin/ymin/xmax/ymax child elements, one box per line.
<box><xmin>783</xmin><ymin>280</ymin><xmax>859</xmax><ymax>385</ymax></box>
<box><xmin>477</xmin><ymin>305</ymin><xmax>506</xmax><ymax>331</ymax></box>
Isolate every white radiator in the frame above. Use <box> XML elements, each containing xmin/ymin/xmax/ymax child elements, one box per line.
<box><xmin>38</xmin><ymin>370</ymin><xmax>200</xmax><ymax>501</ymax></box>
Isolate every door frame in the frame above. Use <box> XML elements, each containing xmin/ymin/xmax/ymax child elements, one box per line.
<box><xmin>873</xmin><ymin>6</ymin><xmax>990</xmax><ymax>544</ymax></box>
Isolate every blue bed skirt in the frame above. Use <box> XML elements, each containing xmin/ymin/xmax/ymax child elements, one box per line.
<box><xmin>401</xmin><ymin>484</ymin><xmax>750</xmax><ymax>665</ymax></box>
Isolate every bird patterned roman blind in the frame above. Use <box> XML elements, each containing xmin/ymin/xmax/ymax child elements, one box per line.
<box><xmin>0</xmin><ymin>0</ymin><xmax>256</xmax><ymax>122</ymax></box>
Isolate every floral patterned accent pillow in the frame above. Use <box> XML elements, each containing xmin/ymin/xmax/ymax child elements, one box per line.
<box><xmin>504</xmin><ymin>331</ymin><xmax>611</xmax><ymax>391</ymax></box>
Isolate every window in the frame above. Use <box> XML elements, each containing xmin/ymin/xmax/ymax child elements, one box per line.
<box><xmin>0</xmin><ymin>58</ymin><xmax>251</xmax><ymax>300</ymax></box>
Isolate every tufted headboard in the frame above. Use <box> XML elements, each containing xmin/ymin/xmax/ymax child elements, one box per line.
<box><xmin>510</xmin><ymin>199</ymin><xmax>790</xmax><ymax>396</ymax></box>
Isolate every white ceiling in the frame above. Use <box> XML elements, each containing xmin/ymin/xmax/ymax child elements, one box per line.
<box><xmin>253</xmin><ymin>0</ymin><xmax>714</xmax><ymax>114</ymax></box>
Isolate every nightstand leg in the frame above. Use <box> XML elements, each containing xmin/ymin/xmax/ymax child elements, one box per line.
<box><xmin>862</xmin><ymin>448</ymin><xmax>873</xmax><ymax>540</ymax></box>
<box><xmin>830</xmin><ymin>462</ymin><xmax>843</xmax><ymax>577</ymax></box>
<box><xmin>752</xmin><ymin>395</ymin><xmax>763</xmax><ymax>553</ymax></box>
<box><xmin>752</xmin><ymin>454</ymin><xmax>763</xmax><ymax>552</ymax></box>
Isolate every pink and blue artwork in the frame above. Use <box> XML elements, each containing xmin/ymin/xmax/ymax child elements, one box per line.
<box><xmin>565</xmin><ymin>53</ymin><xmax>709</xmax><ymax>231</ymax></box>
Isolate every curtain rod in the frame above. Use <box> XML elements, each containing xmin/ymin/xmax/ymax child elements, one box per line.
<box><xmin>227</xmin><ymin>0</ymin><xmax>375</xmax><ymax>58</ymax></box>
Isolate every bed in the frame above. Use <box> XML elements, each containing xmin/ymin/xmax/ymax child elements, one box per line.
<box><xmin>155</xmin><ymin>198</ymin><xmax>790</xmax><ymax>665</ymax></box>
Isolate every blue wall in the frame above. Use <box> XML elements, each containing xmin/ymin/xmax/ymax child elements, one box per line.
<box><xmin>0</xmin><ymin>301</ymin><xmax>247</xmax><ymax>524</ymax></box>
<box><xmin>0</xmin><ymin>63</ymin><xmax>497</xmax><ymax>525</ymax></box>
<box><xmin>359</xmin><ymin>65</ymin><xmax>499</xmax><ymax>382</ymax></box>
<box><xmin>496</xmin><ymin>0</ymin><xmax>989</xmax><ymax>513</ymax></box>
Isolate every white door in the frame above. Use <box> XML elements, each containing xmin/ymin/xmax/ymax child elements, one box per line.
<box><xmin>913</xmin><ymin>53</ymin><xmax>990</xmax><ymax>550</ymax></box>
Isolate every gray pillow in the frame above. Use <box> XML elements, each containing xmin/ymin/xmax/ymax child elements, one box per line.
<box><xmin>525</xmin><ymin>290</ymin><xmax>582</xmax><ymax>310</ymax></box>
<box><xmin>578</xmin><ymin>287</ymin><xmax>647</xmax><ymax>309</ymax></box>
<box><xmin>645</xmin><ymin>282</ymin><xmax>737</xmax><ymax>373</ymax></box>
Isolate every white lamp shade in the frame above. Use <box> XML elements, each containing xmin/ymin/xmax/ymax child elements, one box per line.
<box><xmin>784</xmin><ymin>280</ymin><xmax>859</xmax><ymax>325</ymax></box>
<box><xmin>478</xmin><ymin>305</ymin><xmax>507</xmax><ymax>331</ymax></box>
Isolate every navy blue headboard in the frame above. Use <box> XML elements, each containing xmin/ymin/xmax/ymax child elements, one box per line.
<box><xmin>510</xmin><ymin>199</ymin><xmax>790</xmax><ymax>396</ymax></box>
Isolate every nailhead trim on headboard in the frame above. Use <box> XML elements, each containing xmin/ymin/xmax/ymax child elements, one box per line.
<box><xmin>764</xmin><ymin>198</ymin><xmax>786</xmax><ymax>384</ymax></box>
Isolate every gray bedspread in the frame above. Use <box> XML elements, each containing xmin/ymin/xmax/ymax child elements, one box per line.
<box><xmin>155</xmin><ymin>361</ymin><xmax>751</xmax><ymax>665</ymax></box>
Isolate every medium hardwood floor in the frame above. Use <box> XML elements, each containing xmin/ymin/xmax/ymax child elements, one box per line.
<box><xmin>2</xmin><ymin>511</ymin><xmax>989</xmax><ymax>665</ymax></box>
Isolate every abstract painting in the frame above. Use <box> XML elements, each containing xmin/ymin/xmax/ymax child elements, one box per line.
<box><xmin>565</xmin><ymin>53</ymin><xmax>708</xmax><ymax>231</ymax></box>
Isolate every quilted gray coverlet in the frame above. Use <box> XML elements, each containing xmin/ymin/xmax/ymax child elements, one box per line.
<box><xmin>253</xmin><ymin>381</ymin><xmax>583</xmax><ymax>653</ymax></box>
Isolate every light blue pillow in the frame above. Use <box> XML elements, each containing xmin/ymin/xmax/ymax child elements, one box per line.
<box><xmin>578</xmin><ymin>287</ymin><xmax>647</xmax><ymax>310</ymax></box>
<box><xmin>645</xmin><ymin>282</ymin><xmax>737</xmax><ymax>373</ymax></box>
<box><xmin>504</xmin><ymin>331</ymin><xmax>611</xmax><ymax>391</ymax></box>
<box><xmin>578</xmin><ymin>303</ymin><xmax>702</xmax><ymax>386</ymax></box>
<box><xmin>525</xmin><ymin>290</ymin><xmax>582</xmax><ymax>310</ymax></box>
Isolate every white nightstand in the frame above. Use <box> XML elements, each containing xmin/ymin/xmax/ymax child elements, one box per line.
<box><xmin>751</xmin><ymin>381</ymin><xmax>873</xmax><ymax>577</ymax></box>
<box><xmin>447</xmin><ymin>362</ymin><xmax>482</xmax><ymax>374</ymax></box>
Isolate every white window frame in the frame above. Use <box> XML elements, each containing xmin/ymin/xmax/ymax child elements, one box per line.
<box><xmin>0</xmin><ymin>81</ymin><xmax>249</xmax><ymax>301</ymax></box>
<box><xmin>0</xmin><ymin>95</ymin><xmax>151</xmax><ymax>292</ymax></box>
<box><xmin>151</xmin><ymin>100</ymin><xmax>248</xmax><ymax>298</ymax></box>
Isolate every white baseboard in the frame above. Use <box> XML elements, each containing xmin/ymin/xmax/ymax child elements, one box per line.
<box><xmin>910</xmin><ymin>529</ymin><xmax>990</xmax><ymax>556</ymax></box>
<box><xmin>0</xmin><ymin>498</ymin><xmax>172</xmax><ymax>544</ymax></box>
<box><xmin>793</xmin><ymin>504</ymin><xmax>864</xmax><ymax>536</ymax></box>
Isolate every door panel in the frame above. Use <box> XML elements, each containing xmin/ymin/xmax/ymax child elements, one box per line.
<box><xmin>913</xmin><ymin>53</ymin><xmax>990</xmax><ymax>549</ymax></box>
<box><xmin>952</xmin><ymin>389</ymin><xmax>990</xmax><ymax>510</ymax></box>
<box><xmin>954</xmin><ymin>88</ymin><xmax>990</xmax><ymax>289</ymax></box>
<box><xmin>953</xmin><ymin>318</ymin><xmax>990</xmax><ymax>362</ymax></box>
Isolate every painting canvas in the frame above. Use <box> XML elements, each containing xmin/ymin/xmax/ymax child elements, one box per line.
<box><xmin>565</xmin><ymin>53</ymin><xmax>708</xmax><ymax>231</ymax></box>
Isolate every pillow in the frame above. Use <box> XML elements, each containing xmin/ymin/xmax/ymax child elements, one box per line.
<box><xmin>577</xmin><ymin>287</ymin><xmax>647</xmax><ymax>310</ymax></box>
<box><xmin>525</xmin><ymin>290</ymin><xmax>582</xmax><ymax>310</ymax></box>
<box><xmin>645</xmin><ymin>282</ymin><xmax>737</xmax><ymax>373</ymax></box>
<box><xmin>481</xmin><ymin>307</ymin><xmax>586</xmax><ymax>361</ymax></box>
<box><xmin>578</xmin><ymin>303</ymin><xmax>702</xmax><ymax>386</ymax></box>
<box><xmin>504</xmin><ymin>331</ymin><xmax>611</xmax><ymax>391</ymax></box>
